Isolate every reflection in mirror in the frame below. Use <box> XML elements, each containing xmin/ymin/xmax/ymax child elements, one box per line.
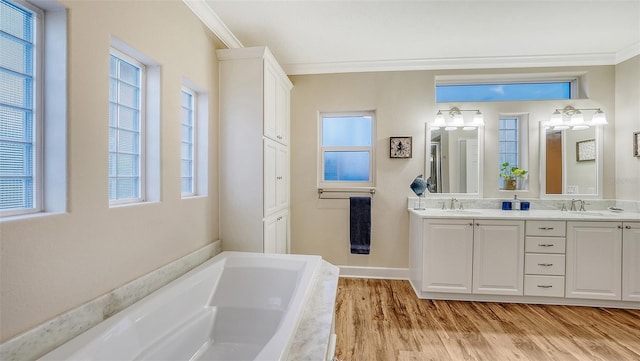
<box><xmin>427</xmin><ymin>127</ymin><xmax>480</xmax><ymax>194</ymax></box>
<box><xmin>543</xmin><ymin>126</ymin><xmax>600</xmax><ymax>196</ymax></box>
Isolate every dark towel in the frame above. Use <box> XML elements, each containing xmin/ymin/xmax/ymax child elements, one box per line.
<box><xmin>350</xmin><ymin>196</ymin><xmax>371</xmax><ymax>255</ymax></box>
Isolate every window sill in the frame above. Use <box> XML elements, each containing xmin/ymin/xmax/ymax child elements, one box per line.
<box><xmin>0</xmin><ymin>210</ymin><xmax>67</xmax><ymax>223</ymax></box>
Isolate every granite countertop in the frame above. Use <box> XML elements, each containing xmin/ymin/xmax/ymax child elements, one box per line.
<box><xmin>286</xmin><ymin>260</ymin><xmax>339</xmax><ymax>361</ymax></box>
<box><xmin>410</xmin><ymin>208</ymin><xmax>640</xmax><ymax>221</ymax></box>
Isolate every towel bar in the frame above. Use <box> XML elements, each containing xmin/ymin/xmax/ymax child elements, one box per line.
<box><xmin>317</xmin><ymin>188</ymin><xmax>375</xmax><ymax>199</ymax></box>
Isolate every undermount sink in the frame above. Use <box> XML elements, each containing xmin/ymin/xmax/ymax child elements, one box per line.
<box><xmin>445</xmin><ymin>210</ymin><xmax>482</xmax><ymax>215</ymax></box>
<box><xmin>569</xmin><ymin>211</ymin><xmax>620</xmax><ymax>218</ymax></box>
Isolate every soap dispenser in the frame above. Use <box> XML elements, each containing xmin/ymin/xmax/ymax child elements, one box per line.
<box><xmin>512</xmin><ymin>195</ymin><xmax>521</xmax><ymax>210</ymax></box>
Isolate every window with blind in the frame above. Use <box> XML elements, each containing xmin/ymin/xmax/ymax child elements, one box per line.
<box><xmin>109</xmin><ymin>49</ymin><xmax>144</xmax><ymax>203</ymax></box>
<box><xmin>0</xmin><ymin>0</ymin><xmax>41</xmax><ymax>214</ymax></box>
<box><xmin>180</xmin><ymin>88</ymin><xmax>195</xmax><ymax>196</ymax></box>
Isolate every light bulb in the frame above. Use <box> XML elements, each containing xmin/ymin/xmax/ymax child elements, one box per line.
<box><xmin>590</xmin><ymin>109</ymin><xmax>607</xmax><ymax>125</ymax></box>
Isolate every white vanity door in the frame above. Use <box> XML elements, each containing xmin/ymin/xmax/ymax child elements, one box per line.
<box><xmin>423</xmin><ymin>219</ymin><xmax>474</xmax><ymax>293</ymax></box>
<box><xmin>623</xmin><ymin>222</ymin><xmax>640</xmax><ymax>302</ymax></box>
<box><xmin>473</xmin><ymin>220</ymin><xmax>525</xmax><ymax>296</ymax></box>
<box><xmin>566</xmin><ymin>221</ymin><xmax>622</xmax><ymax>301</ymax></box>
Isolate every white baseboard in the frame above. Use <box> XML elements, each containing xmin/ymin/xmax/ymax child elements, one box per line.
<box><xmin>338</xmin><ymin>265</ymin><xmax>409</xmax><ymax>280</ymax></box>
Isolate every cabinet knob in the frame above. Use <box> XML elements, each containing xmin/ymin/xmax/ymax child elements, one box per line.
<box><xmin>468</xmin><ymin>223</ymin><xmax>473</xmax><ymax>226</ymax></box>
<box><xmin>475</xmin><ymin>223</ymin><xmax>480</xmax><ymax>226</ymax></box>
<box><xmin>625</xmin><ymin>225</ymin><xmax>632</xmax><ymax>229</ymax></box>
<box><xmin>618</xmin><ymin>225</ymin><xmax>623</xmax><ymax>229</ymax></box>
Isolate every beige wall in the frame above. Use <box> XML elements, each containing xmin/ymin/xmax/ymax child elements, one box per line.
<box><xmin>289</xmin><ymin>65</ymin><xmax>616</xmax><ymax>268</ymax></box>
<box><xmin>615</xmin><ymin>55</ymin><xmax>640</xmax><ymax>201</ymax></box>
<box><xmin>0</xmin><ymin>1</ymin><xmax>219</xmax><ymax>342</ymax></box>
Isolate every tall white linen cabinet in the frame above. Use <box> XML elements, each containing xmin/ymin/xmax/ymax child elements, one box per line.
<box><xmin>218</xmin><ymin>46</ymin><xmax>293</xmax><ymax>253</ymax></box>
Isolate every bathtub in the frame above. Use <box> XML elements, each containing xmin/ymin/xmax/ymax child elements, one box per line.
<box><xmin>39</xmin><ymin>252</ymin><xmax>322</xmax><ymax>361</ymax></box>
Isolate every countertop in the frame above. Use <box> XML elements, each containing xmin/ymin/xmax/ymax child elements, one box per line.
<box><xmin>409</xmin><ymin>208</ymin><xmax>640</xmax><ymax>221</ymax></box>
<box><xmin>286</xmin><ymin>260</ymin><xmax>339</xmax><ymax>361</ymax></box>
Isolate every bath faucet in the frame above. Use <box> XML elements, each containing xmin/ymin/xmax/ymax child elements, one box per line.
<box><xmin>570</xmin><ymin>199</ymin><xmax>586</xmax><ymax>211</ymax></box>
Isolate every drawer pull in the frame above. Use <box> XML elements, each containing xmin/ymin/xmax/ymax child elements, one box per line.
<box><xmin>538</xmin><ymin>263</ymin><xmax>554</xmax><ymax>267</ymax></box>
<box><xmin>538</xmin><ymin>227</ymin><xmax>555</xmax><ymax>230</ymax></box>
<box><xmin>537</xmin><ymin>285</ymin><xmax>553</xmax><ymax>288</ymax></box>
<box><xmin>538</xmin><ymin>244</ymin><xmax>554</xmax><ymax>247</ymax></box>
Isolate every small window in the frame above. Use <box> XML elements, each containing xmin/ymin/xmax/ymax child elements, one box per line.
<box><xmin>319</xmin><ymin>112</ymin><xmax>375</xmax><ymax>188</ymax></box>
<box><xmin>180</xmin><ymin>88</ymin><xmax>195</xmax><ymax>196</ymax></box>
<box><xmin>109</xmin><ymin>49</ymin><xmax>144</xmax><ymax>203</ymax></box>
<box><xmin>499</xmin><ymin>115</ymin><xmax>529</xmax><ymax>189</ymax></box>
<box><xmin>0</xmin><ymin>0</ymin><xmax>41</xmax><ymax>215</ymax></box>
<box><xmin>436</xmin><ymin>82</ymin><xmax>572</xmax><ymax>102</ymax></box>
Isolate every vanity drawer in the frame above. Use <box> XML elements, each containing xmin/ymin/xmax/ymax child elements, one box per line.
<box><xmin>525</xmin><ymin>237</ymin><xmax>566</xmax><ymax>254</ymax></box>
<box><xmin>526</xmin><ymin>221</ymin><xmax>566</xmax><ymax>237</ymax></box>
<box><xmin>525</xmin><ymin>254</ymin><xmax>565</xmax><ymax>275</ymax></box>
<box><xmin>524</xmin><ymin>275</ymin><xmax>565</xmax><ymax>297</ymax></box>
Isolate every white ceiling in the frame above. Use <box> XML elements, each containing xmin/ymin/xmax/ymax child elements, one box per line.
<box><xmin>189</xmin><ymin>1</ymin><xmax>640</xmax><ymax>75</ymax></box>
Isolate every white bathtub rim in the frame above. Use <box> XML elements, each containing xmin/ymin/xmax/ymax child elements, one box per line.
<box><xmin>38</xmin><ymin>251</ymin><xmax>322</xmax><ymax>361</ymax></box>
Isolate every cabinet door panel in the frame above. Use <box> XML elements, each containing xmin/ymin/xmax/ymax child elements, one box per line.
<box><xmin>276</xmin><ymin>145</ymin><xmax>289</xmax><ymax>209</ymax></box>
<box><xmin>263</xmin><ymin>63</ymin><xmax>277</xmax><ymax>141</ymax></box>
<box><xmin>473</xmin><ymin>220</ymin><xmax>525</xmax><ymax>296</ymax></box>
<box><xmin>623</xmin><ymin>222</ymin><xmax>640</xmax><ymax>301</ymax></box>
<box><xmin>423</xmin><ymin>219</ymin><xmax>474</xmax><ymax>293</ymax></box>
<box><xmin>264</xmin><ymin>139</ymin><xmax>278</xmax><ymax>216</ymax></box>
<box><xmin>276</xmin><ymin>213</ymin><xmax>289</xmax><ymax>254</ymax></box>
<box><xmin>566</xmin><ymin>222</ymin><xmax>622</xmax><ymax>300</ymax></box>
<box><xmin>263</xmin><ymin>216</ymin><xmax>277</xmax><ymax>254</ymax></box>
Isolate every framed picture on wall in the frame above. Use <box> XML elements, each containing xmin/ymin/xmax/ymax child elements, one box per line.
<box><xmin>634</xmin><ymin>131</ymin><xmax>640</xmax><ymax>157</ymax></box>
<box><xmin>390</xmin><ymin>136</ymin><xmax>412</xmax><ymax>158</ymax></box>
<box><xmin>576</xmin><ymin>139</ymin><xmax>596</xmax><ymax>162</ymax></box>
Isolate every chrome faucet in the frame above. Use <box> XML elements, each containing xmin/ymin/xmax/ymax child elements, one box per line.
<box><xmin>450</xmin><ymin>197</ymin><xmax>458</xmax><ymax>210</ymax></box>
<box><xmin>570</xmin><ymin>199</ymin><xmax>586</xmax><ymax>211</ymax></box>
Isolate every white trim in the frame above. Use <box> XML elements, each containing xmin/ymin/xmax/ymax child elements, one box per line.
<box><xmin>181</xmin><ymin>0</ymin><xmax>242</xmax><ymax>49</ymax></box>
<box><xmin>434</xmin><ymin>71</ymin><xmax>586</xmax><ymax>85</ymax></box>
<box><xmin>338</xmin><ymin>265</ymin><xmax>409</xmax><ymax>280</ymax></box>
<box><xmin>283</xmin><ymin>53</ymin><xmax>619</xmax><ymax>76</ymax></box>
<box><xmin>616</xmin><ymin>42</ymin><xmax>640</xmax><ymax>64</ymax></box>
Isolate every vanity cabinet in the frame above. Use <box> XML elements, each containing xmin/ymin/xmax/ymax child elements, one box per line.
<box><xmin>524</xmin><ymin>221</ymin><xmax>566</xmax><ymax>298</ymax></box>
<box><xmin>419</xmin><ymin>218</ymin><xmax>524</xmax><ymax>296</ymax></box>
<box><xmin>218</xmin><ymin>46</ymin><xmax>293</xmax><ymax>253</ymax></box>
<box><xmin>472</xmin><ymin>220</ymin><xmax>525</xmax><ymax>296</ymax></box>
<box><xmin>566</xmin><ymin>221</ymin><xmax>622</xmax><ymax>300</ymax></box>
<box><xmin>623</xmin><ymin>222</ymin><xmax>640</xmax><ymax>301</ymax></box>
<box><xmin>422</xmin><ymin>219</ymin><xmax>474</xmax><ymax>293</ymax></box>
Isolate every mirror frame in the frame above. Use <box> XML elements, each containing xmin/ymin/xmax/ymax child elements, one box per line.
<box><xmin>539</xmin><ymin>123</ymin><xmax>603</xmax><ymax>199</ymax></box>
<box><xmin>424</xmin><ymin>123</ymin><xmax>484</xmax><ymax>198</ymax></box>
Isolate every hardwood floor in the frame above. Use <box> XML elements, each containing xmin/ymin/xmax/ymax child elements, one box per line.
<box><xmin>334</xmin><ymin>278</ymin><xmax>640</xmax><ymax>361</ymax></box>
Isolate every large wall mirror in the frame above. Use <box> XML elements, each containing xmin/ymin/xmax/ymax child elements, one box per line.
<box><xmin>540</xmin><ymin>124</ymin><xmax>603</xmax><ymax>198</ymax></box>
<box><xmin>425</xmin><ymin>126</ymin><xmax>484</xmax><ymax>196</ymax></box>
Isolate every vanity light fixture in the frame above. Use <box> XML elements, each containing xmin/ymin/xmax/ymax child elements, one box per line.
<box><xmin>546</xmin><ymin>105</ymin><xmax>607</xmax><ymax>130</ymax></box>
<box><xmin>432</xmin><ymin>107</ymin><xmax>484</xmax><ymax>131</ymax></box>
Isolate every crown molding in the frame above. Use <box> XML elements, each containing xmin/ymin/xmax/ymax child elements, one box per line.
<box><xmin>283</xmin><ymin>53</ymin><xmax>625</xmax><ymax>76</ymax></box>
<box><xmin>616</xmin><ymin>42</ymin><xmax>640</xmax><ymax>64</ymax></box>
<box><xmin>182</xmin><ymin>0</ymin><xmax>242</xmax><ymax>49</ymax></box>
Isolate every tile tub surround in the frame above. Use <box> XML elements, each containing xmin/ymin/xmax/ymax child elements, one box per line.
<box><xmin>0</xmin><ymin>241</ymin><xmax>222</xmax><ymax>361</ymax></box>
<box><xmin>286</xmin><ymin>261</ymin><xmax>340</xmax><ymax>361</ymax></box>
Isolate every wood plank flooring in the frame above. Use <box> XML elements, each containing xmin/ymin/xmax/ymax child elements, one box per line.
<box><xmin>334</xmin><ymin>278</ymin><xmax>640</xmax><ymax>361</ymax></box>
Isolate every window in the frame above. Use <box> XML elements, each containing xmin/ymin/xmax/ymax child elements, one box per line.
<box><xmin>0</xmin><ymin>0</ymin><xmax>41</xmax><ymax>215</ymax></box>
<box><xmin>319</xmin><ymin>112</ymin><xmax>375</xmax><ymax>188</ymax></box>
<box><xmin>436</xmin><ymin>82</ymin><xmax>572</xmax><ymax>102</ymax></box>
<box><xmin>499</xmin><ymin>115</ymin><xmax>529</xmax><ymax>189</ymax></box>
<box><xmin>109</xmin><ymin>49</ymin><xmax>144</xmax><ymax>203</ymax></box>
<box><xmin>180</xmin><ymin>88</ymin><xmax>195</xmax><ymax>196</ymax></box>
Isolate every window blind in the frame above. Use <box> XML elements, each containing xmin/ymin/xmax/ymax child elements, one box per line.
<box><xmin>0</xmin><ymin>0</ymin><xmax>35</xmax><ymax>211</ymax></box>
